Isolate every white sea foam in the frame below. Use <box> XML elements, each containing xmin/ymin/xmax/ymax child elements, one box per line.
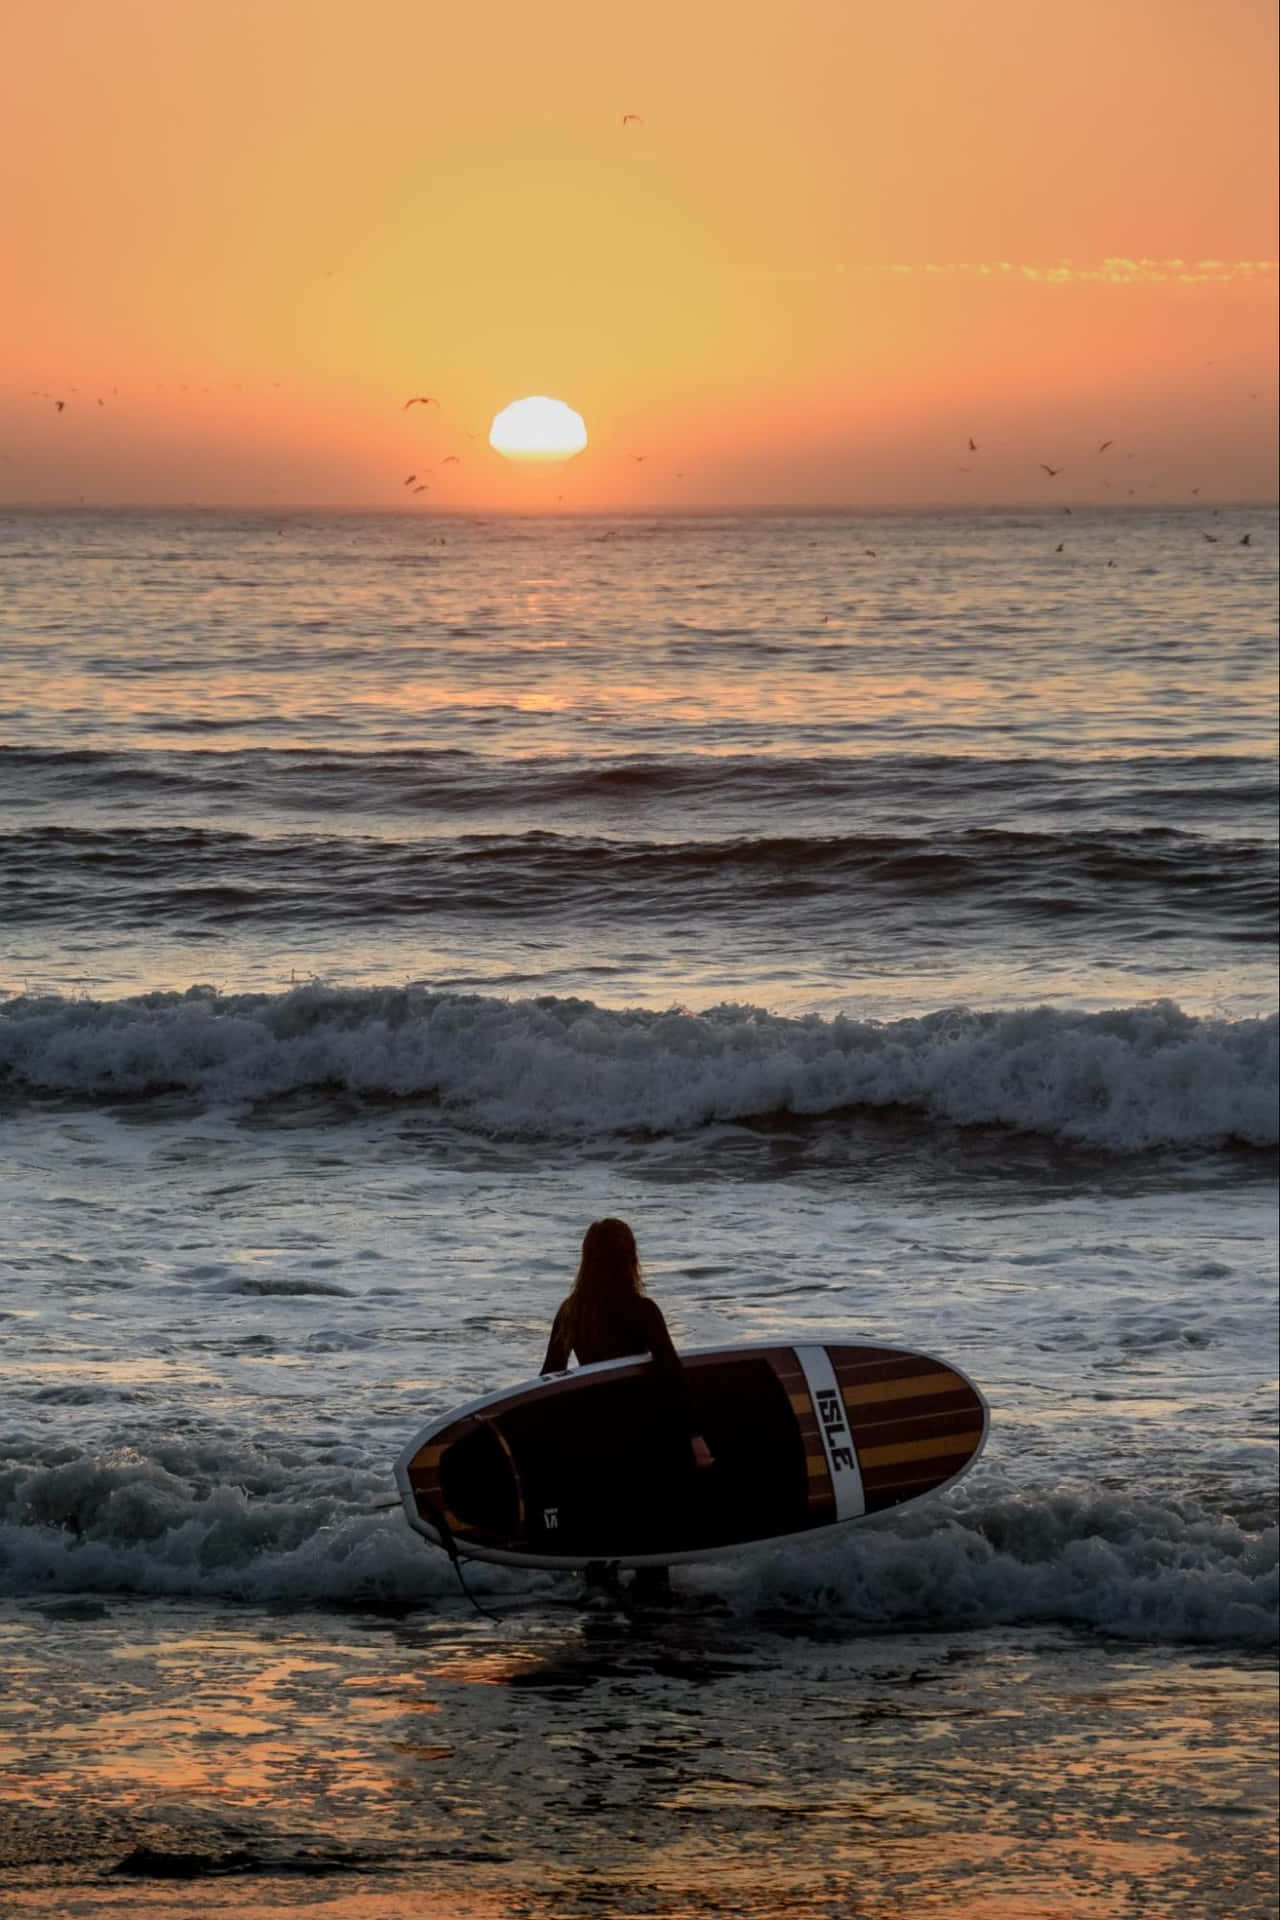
<box><xmin>0</xmin><ymin>1443</ymin><xmax>1273</xmax><ymax>1645</ymax></box>
<box><xmin>1</xmin><ymin>986</ymin><xmax>1275</xmax><ymax>1151</ymax></box>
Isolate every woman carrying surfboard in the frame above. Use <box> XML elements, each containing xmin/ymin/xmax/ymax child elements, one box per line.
<box><xmin>542</xmin><ymin>1218</ymin><xmax>713</xmax><ymax>1599</ymax></box>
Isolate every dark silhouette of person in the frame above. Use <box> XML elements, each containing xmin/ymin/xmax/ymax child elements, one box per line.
<box><xmin>541</xmin><ymin>1217</ymin><xmax>712</xmax><ymax>1598</ymax></box>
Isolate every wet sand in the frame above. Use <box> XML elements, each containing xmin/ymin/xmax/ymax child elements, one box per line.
<box><xmin>0</xmin><ymin>1594</ymin><xmax>1274</xmax><ymax>1919</ymax></box>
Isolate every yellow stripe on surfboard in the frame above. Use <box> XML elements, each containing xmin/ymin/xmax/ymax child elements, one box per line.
<box><xmin>840</xmin><ymin>1370</ymin><xmax>962</xmax><ymax>1409</ymax></box>
<box><xmin>859</xmin><ymin>1431</ymin><xmax>979</xmax><ymax>1469</ymax></box>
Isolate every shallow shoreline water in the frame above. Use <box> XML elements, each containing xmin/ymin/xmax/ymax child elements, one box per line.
<box><xmin>1</xmin><ymin>1596</ymin><xmax>1276</xmax><ymax>1920</ymax></box>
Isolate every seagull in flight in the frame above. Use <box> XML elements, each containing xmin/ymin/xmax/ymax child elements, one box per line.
<box><xmin>968</xmin><ymin>437</ymin><xmax>978</xmax><ymax>451</ymax></box>
<box><xmin>1040</xmin><ymin>464</ymin><xmax>1062</xmax><ymax>477</ymax></box>
<box><xmin>403</xmin><ymin>396</ymin><xmax>439</xmax><ymax>410</ymax></box>
<box><xmin>622</xmin><ymin>113</ymin><xmax>643</xmax><ymax>127</ymax></box>
<box><xmin>55</xmin><ymin>400</ymin><xmax>66</xmax><ymax>412</ymax></box>
<box><xmin>1098</xmin><ymin>440</ymin><xmax>1113</xmax><ymax>453</ymax></box>
<box><xmin>404</xmin><ymin>474</ymin><xmax>417</xmax><ymax>486</ymax></box>
<box><xmin>441</xmin><ymin>454</ymin><xmax>460</xmax><ymax>465</ymax></box>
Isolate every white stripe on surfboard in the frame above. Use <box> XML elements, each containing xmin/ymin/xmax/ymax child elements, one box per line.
<box><xmin>795</xmin><ymin>1345</ymin><xmax>866</xmax><ymax>1521</ymax></box>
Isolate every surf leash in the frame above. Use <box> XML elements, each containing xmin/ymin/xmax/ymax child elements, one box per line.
<box><xmin>418</xmin><ymin>1497</ymin><xmax>501</xmax><ymax>1623</ymax></box>
<box><xmin>374</xmin><ymin>1494</ymin><xmax>499</xmax><ymax>1620</ymax></box>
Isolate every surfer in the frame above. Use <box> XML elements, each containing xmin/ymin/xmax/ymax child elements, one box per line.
<box><xmin>542</xmin><ymin>1217</ymin><xmax>713</xmax><ymax>1599</ymax></box>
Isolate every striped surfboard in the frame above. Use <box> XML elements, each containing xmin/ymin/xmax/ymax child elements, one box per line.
<box><xmin>397</xmin><ymin>1339</ymin><xmax>989</xmax><ymax>1571</ymax></box>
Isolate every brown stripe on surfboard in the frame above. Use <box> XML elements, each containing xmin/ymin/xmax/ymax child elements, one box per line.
<box><xmin>844</xmin><ymin>1386</ymin><xmax>979</xmax><ymax>1432</ymax></box>
<box><xmin>847</xmin><ymin>1401</ymin><xmax>984</xmax><ymax>1451</ymax></box>
<box><xmin>831</xmin><ymin>1350</ymin><xmax>955</xmax><ymax>1388</ymax></box>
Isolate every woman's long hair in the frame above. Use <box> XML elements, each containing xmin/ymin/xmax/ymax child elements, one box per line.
<box><xmin>565</xmin><ymin>1217</ymin><xmax>644</xmax><ymax>1358</ymax></box>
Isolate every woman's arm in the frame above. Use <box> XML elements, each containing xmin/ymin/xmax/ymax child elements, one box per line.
<box><xmin>641</xmin><ymin>1299</ymin><xmax>714</xmax><ymax>1467</ymax></box>
<box><xmin>540</xmin><ymin>1302</ymin><xmax>572</xmax><ymax>1374</ymax></box>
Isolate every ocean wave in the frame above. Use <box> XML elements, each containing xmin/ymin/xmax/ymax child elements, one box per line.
<box><xmin>4</xmin><ymin>743</ymin><xmax>1275</xmax><ymax>821</ymax></box>
<box><xmin>1</xmin><ymin>985</ymin><xmax>1275</xmax><ymax>1150</ymax></box>
<box><xmin>712</xmin><ymin>1489</ymin><xmax>1278</xmax><ymax>1646</ymax></box>
<box><xmin>1</xmin><ymin>821</ymin><xmax>1274</xmax><ymax>935</ymax></box>
<box><xmin>0</xmin><ymin>1440</ymin><xmax>1273</xmax><ymax>1645</ymax></box>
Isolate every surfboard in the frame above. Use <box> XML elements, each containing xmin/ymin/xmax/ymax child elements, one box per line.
<box><xmin>395</xmin><ymin>1341</ymin><xmax>989</xmax><ymax>1570</ymax></box>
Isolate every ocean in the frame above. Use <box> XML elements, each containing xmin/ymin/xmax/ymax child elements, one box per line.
<box><xmin>0</xmin><ymin>504</ymin><xmax>1276</xmax><ymax>1918</ymax></box>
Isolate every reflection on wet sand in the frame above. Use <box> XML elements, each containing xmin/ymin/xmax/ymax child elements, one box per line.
<box><xmin>0</xmin><ymin>1599</ymin><xmax>1274</xmax><ymax>1919</ymax></box>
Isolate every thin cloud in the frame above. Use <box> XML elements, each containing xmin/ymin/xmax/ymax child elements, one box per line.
<box><xmin>872</xmin><ymin>258</ymin><xmax>1277</xmax><ymax>286</ymax></box>
<box><xmin>740</xmin><ymin>258</ymin><xmax>1277</xmax><ymax>287</ymax></box>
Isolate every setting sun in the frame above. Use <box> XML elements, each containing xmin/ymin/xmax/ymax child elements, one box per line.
<box><xmin>489</xmin><ymin>396</ymin><xmax>588</xmax><ymax>462</ymax></box>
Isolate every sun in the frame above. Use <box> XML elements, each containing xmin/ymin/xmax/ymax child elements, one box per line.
<box><xmin>489</xmin><ymin>395</ymin><xmax>588</xmax><ymax>462</ymax></box>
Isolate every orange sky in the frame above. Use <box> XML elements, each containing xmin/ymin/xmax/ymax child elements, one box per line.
<box><xmin>1</xmin><ymin>0</ymin><xmax>1276</xmax><ymax>509</ymax></box>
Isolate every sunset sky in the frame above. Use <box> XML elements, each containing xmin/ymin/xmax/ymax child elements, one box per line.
<box><xmin>2</xmin><ymin>0</ymin><xmax>1275</xmax><ymax>510</ymax></box>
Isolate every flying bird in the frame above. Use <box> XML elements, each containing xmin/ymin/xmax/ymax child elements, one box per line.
<box><xmin>441</xmin><ymin>455</ymin><xmax>460</xmax><ymax>464</ymax></box>
<box><xmin>413</xmin><ymin>484</ymin><xmax>429</xmax><ymax>493</ymax></box>
<box><xmin>1040</xmin><ymin>464</ymin><xmax>1062</xmax><ymax>477</ymax></box>
<box><xmin>1203</xmin><ymin>533</ymin><xmax>1218</xmax><ymax>542</ymax></box>
<box><xmin>1097</xmin><ymin>440</ymin><xmax>1113</xmax><ymax>453</ymax></box>
<box><xmin>1055</xmin><ymin>542</ymin><xmax>1064</xmax><ymax>553</ymax></box>
<box><xmin>55</xmin><ymin>400</ymin><xmax>66</xmax><ymax>412</ymax></box>
<box><xmin>404</xmin><ymin>474</ymin><xmax>417</xmax><ymax>486</ymax></box>
<box><xmin>968</xmin><ymin>437</ymin><xmax>978</xmax><ymax>451</ymax></box>
<box><xmin>1240</xmin><ymin>533</ymin><xmax>1251</xmax><ymax>545</ymax></box>
<box><xmin>403</xmin><ymin>396</ymin><xmax>438</xmax><ymax>409</ymax></box>
<box><xmin>622</xmin><ymin>113</ymin><xmax>643</xmax><ymax>126</ymax></box>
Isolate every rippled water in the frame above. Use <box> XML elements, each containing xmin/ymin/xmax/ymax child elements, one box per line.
<box><xmin>1</xmin><ymin>506</ymin><xmax>1276</xmax><ymax>1012</ymax></box>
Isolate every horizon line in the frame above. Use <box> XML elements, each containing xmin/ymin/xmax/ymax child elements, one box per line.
<box><xmin>2</xmin><ymin>498</ymin><xmax>1276</xmax><ymax>519</ymax></box>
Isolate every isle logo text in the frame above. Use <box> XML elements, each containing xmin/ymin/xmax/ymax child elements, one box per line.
<box><xmin>816</xmin><ymin>1388</ymin><xmax>856</xmax><ymax>1473</ymax></box>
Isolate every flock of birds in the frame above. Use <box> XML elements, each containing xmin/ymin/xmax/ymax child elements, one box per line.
<box><xmin>387</xmin><ymin>398</ymin><xmax>1260</xmax><ymax>550</ymax></box>
<box><xmin>19</xmin><ymin>381</ymin><xmax>1264</xmax><ymax>547</ymax></box>
<box><xmin>17</xmin><ymin>191</ymin><xmax>1266</xmax><ymax>554</ymax></box>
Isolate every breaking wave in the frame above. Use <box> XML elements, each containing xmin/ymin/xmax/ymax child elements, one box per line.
<box><xmin>1</xmin><ymin>985</ymin><xmax>1275</xmax><ymax>1152</ymax></box>
<box><xmin>0</xmin><ymin>1439</ymin><xmax>1273</xmax><ymax>1646</ymax></box>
